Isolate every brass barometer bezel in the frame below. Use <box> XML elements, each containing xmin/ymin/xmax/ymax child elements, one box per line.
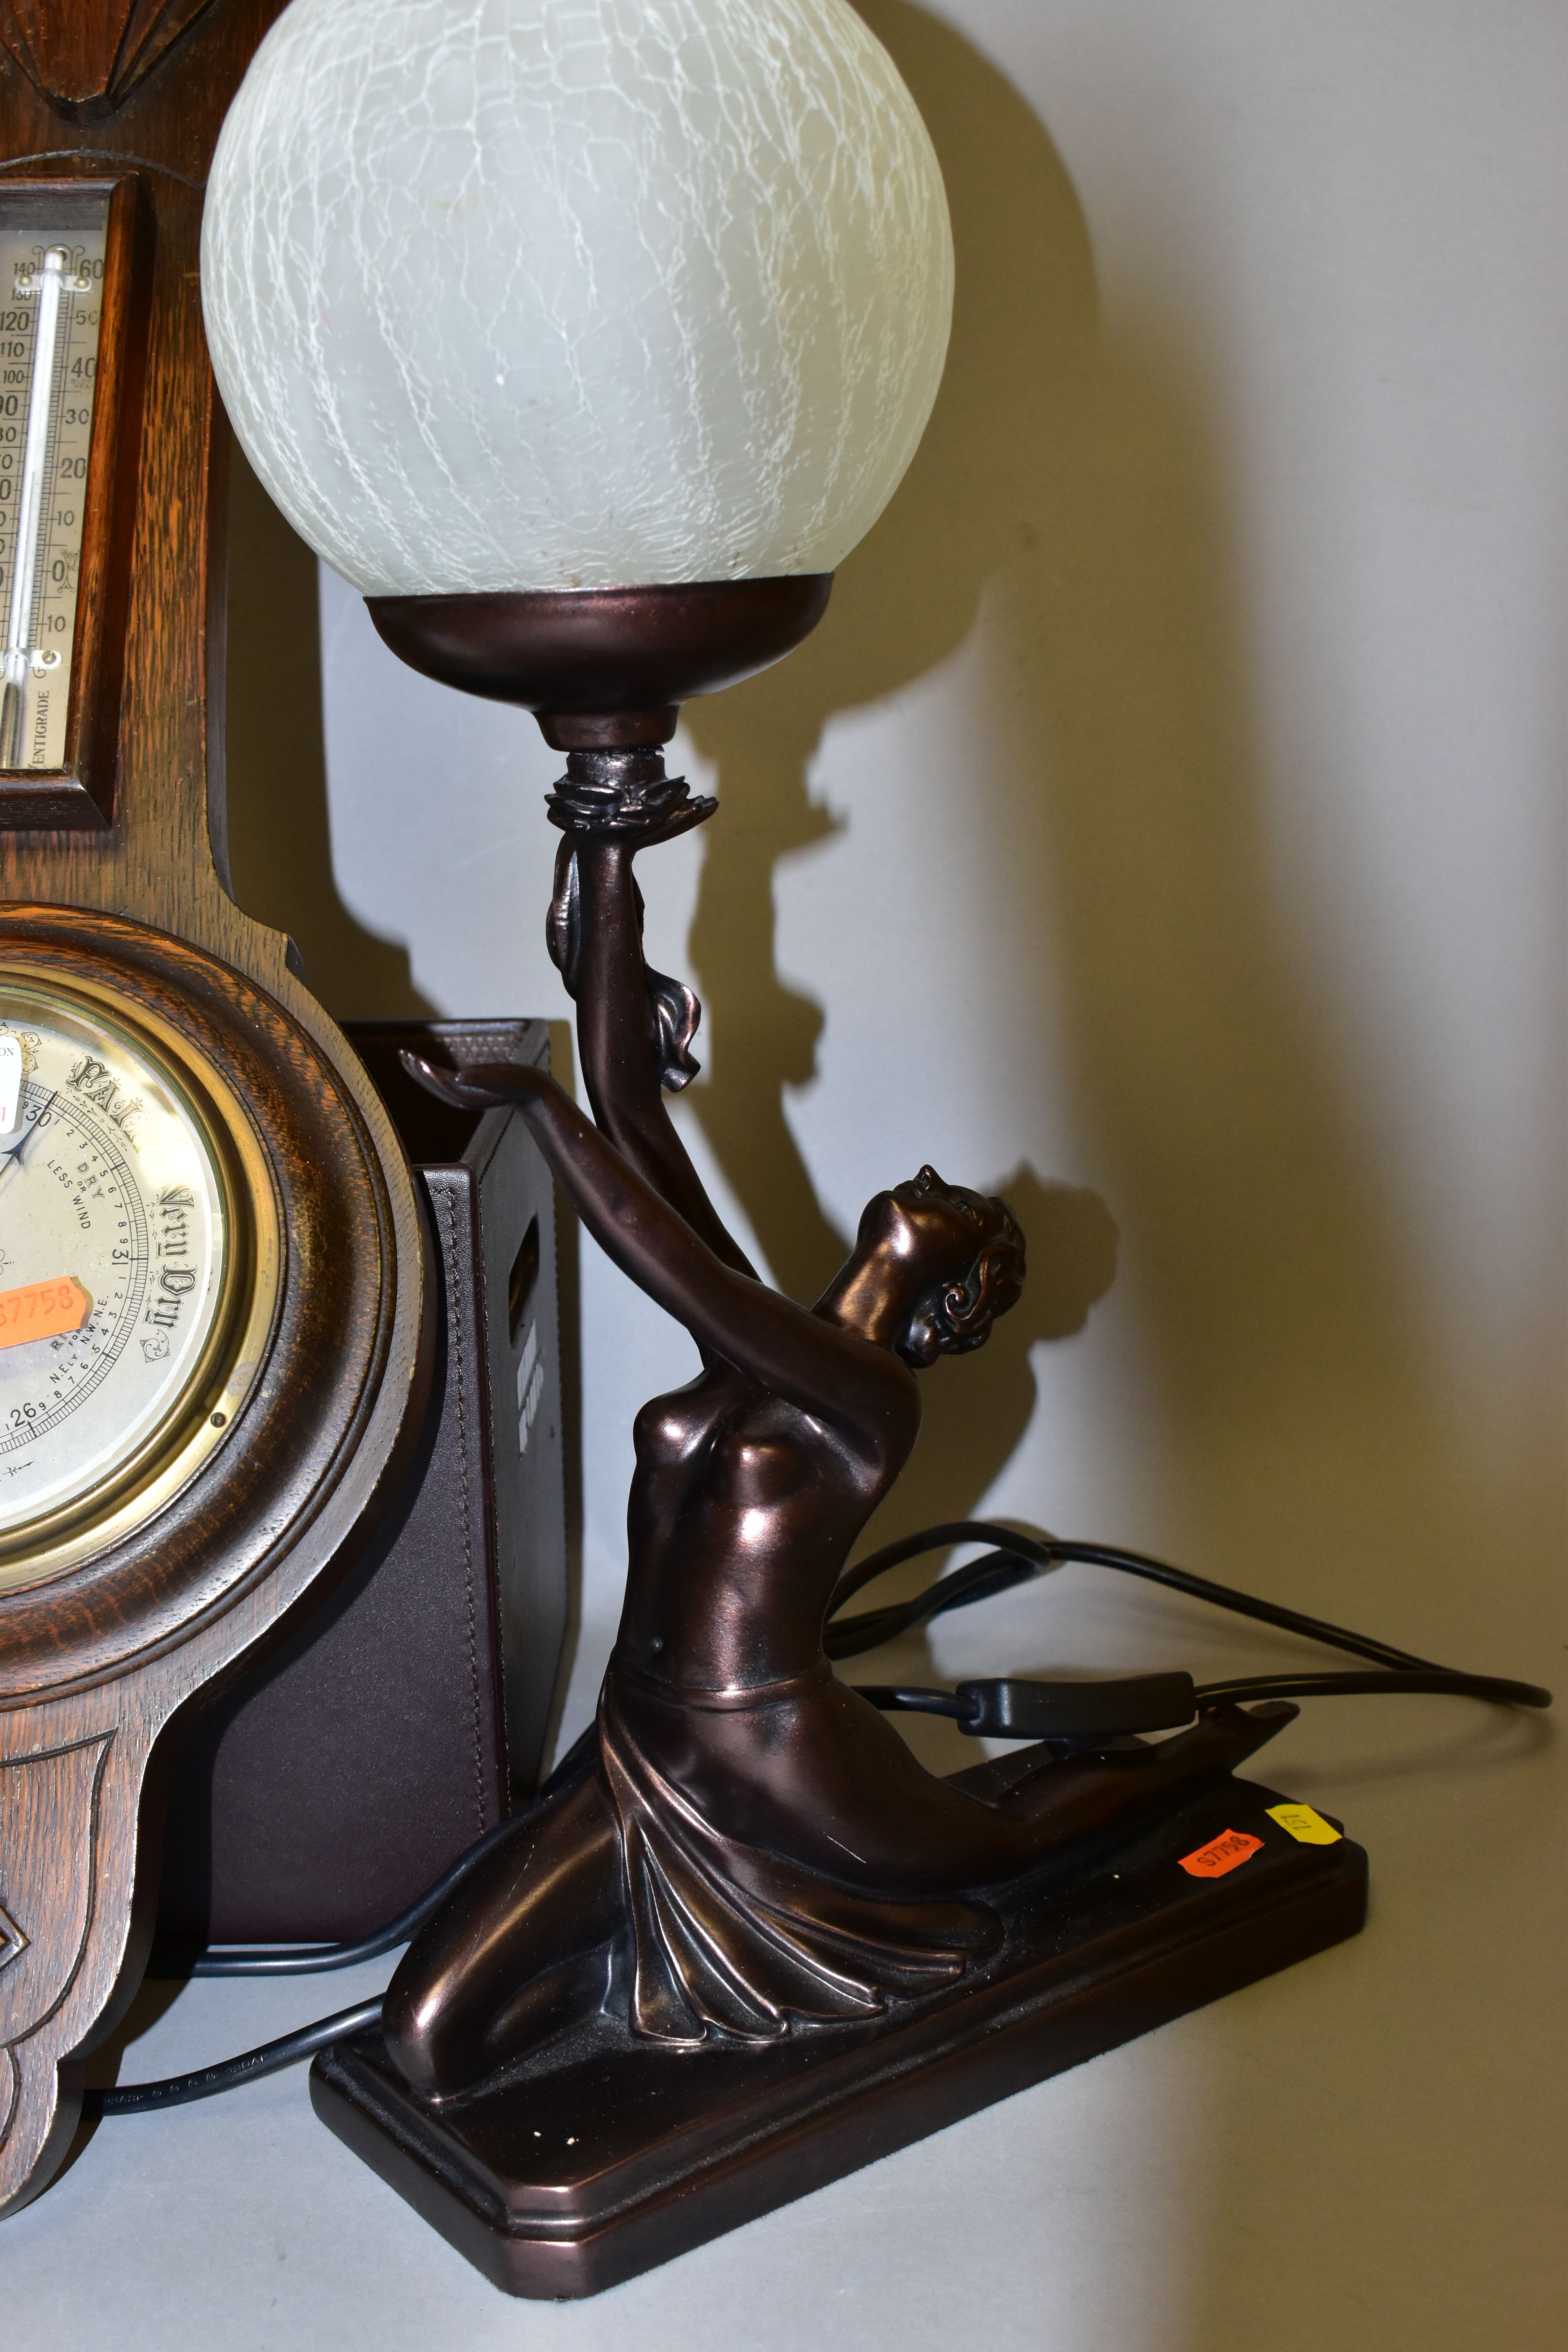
<box><xmin>0</xmin><ymin>906</ymin><xmax>420</xmax><ymax>1712</ymax></box>
<box><xmin>0</xmin><ymin>965</ymin><xmax>283</xmax><ymax>1594</ymax></box>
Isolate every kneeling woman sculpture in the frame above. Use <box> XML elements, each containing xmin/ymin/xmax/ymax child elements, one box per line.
<box><xmin>388</xmin><ymin>788</ymin><xmax>1285</xmax><ymax>2099</ymax></box>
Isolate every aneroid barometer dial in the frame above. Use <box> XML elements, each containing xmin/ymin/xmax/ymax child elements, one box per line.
<box><xmin>0</xmin><ymin>976</ymin><xmax>278</xmax><ymax>1593</ymax></box>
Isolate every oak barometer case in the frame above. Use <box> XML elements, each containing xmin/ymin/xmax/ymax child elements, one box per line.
<box><xmin>0</xmin><ymin>1</ymin><xmax>428</xmax><ymax>2214</ymax></box>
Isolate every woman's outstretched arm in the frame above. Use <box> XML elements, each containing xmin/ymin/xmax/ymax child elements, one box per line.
<box><xmin>407</xmin><ymin>1055</ymin><xmax>915</xmax><ymax>1448</ymax></box>
<box><xmin>566</xmin><ymin>833</ymin><xmax>757</xmax><ymax>1280</ymax></box>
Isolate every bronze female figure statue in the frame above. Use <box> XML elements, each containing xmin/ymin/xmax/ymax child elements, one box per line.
<box><xmin>387</xmin><ymin>769</ymin><xmax>1290</xmax><ymax>2101</ymax></box>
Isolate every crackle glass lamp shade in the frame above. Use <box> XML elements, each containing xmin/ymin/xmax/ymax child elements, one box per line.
<box><xmin>200</xmin><ymin>0</ymin><xmax>953</xmax><ymax>597</ymax></box>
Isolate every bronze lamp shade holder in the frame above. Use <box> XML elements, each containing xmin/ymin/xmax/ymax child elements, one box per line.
<box><xmin>311</xmin><ymin>577</ymin><xmax>1367</xmax><ymax>2298</ymax></box>
<box><xmin>366</xmin><ymin>574</ymin><xmax>833</xmax><ymax>750</ymax></box>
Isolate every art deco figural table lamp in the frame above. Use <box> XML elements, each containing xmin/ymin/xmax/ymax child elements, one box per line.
<box><xmin>190</xmin><ymin>0</ymin><xmax>1386</xmax><ymax>2294</ymax></box>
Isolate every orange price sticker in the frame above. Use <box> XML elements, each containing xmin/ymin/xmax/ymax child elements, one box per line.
<box><xmin>0</xmin><ymin>1276</ymin><xmax>92</xmax><ymax>1351</ymax></box>
<box><xmin>1178</xmin><ymin>1828</ymin><xmax>1263</xmax><ymax>1880</ymax></box>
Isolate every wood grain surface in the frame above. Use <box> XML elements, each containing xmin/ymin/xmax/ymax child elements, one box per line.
<box><xmin>0</xmin><ymin>5</ymin><xmax>225</xmax><ymax>125</ymax></box>
<box><xmin>0</xmin><ymin>0</ymin><xmax>429</xmax><ymax>2216</ymax></box>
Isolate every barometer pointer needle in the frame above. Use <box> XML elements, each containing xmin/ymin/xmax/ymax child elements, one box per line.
<box><xmin>0</xmin><ymin>1087</ymin><xmax>59</xmax><ymax>1198</ymax></box>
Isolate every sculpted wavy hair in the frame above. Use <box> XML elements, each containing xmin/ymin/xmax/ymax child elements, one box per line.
<box><xmin>898</xmin><ymin>1197</ymin><xmax>1027</xmax><ymax>1367</ymax></box>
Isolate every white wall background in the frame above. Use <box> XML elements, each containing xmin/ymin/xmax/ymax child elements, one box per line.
<box><xmin>220</xmin><ymin>5</ymin><xmax>1566</xmax><ymax>2345</ymax></box>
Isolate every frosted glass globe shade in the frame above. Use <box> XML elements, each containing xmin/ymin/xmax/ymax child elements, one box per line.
<box><xmin>200</xmin><ymin>0</ymin><xmax>953</xmax><ymax>596</ymax></box>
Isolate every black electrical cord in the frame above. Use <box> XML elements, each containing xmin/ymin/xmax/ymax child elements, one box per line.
<box><xmin>189</xmin><ymin>1815</ymin><xmax>522</xmax><ymax>1978</ymax></box>
<box><xmin>1192</xmin><ymin>1668</ymin><xmax>1551</xmax><ymax>1708</ymax></box>
<box><xmin>855</xmin><ymin>1664</ymin><xmax>1551</xmax><ymax>1734</ymax></box>
<box><xmin>189</xmin><ymin>1722</ymin><xmax>599</xmax><ymax>1977</ymax></box>
<box><xmin>832</xmin><ymin>1521</ymin><xmax>1551</xmax><ymax>1730</ymax></box>
<box><xmin>826</xmin><ymin>1519</ymin><xmax>1458</xmax><ymax>1669</ymax></box>
<box><xmin>87</xmin><ymin>2000</ymin><xmax>383</xmax><ymax>2117</ymax></box>
<box><xmin>92</xmin><ymin>1733</ymin><xmax>611</xmax><ymax>2110</ymax></box>
<box><xmin>98</xmin><ymin>1523</ymin><xmax>1548</xmax><ymax>2114</ymax></box>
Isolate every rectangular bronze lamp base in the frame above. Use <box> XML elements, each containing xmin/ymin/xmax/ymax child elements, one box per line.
<box><xmin>311</xmin><ymin>1772</ymin><xmax>1366</xmax><ymax>2299</ymax></box>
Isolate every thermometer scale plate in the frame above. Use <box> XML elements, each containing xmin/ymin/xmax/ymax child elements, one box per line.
<box><xmin>0</xmin><ymin>177</ymin><xmax>145</xmax><ymax>831</ymax></box>
<box><xmin>0</xmin><ymin>216</ymin><xmax>104</xmax><ymax>769</ymax></box>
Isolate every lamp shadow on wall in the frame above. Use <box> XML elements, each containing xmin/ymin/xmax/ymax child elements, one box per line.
<box><xmin>684</xmin><ymin>0</ymin><xmax>1495</xmax><ymax>1661</ymax></box>
<box><xmin>221</xmin><ymin>446</ymin><xmax>436</xmax><ymax>1020</ymax></box>
<box><xmin>688</xmin><ymin>24</ymin><xmax>1537</xmax><ymax>2332</ymax></box>
<box><xmin>682</xmin><ymin>0</ymin><xmax>1128</xmax><ymax>1569</ymax></box>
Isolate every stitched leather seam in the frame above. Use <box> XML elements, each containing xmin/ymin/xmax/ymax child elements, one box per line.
<box><xmin>442</xmin><ymin>1187</ymin><xmax>487</xmax><ymax>1837</ymax></box>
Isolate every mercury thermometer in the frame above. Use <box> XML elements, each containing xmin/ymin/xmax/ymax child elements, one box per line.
<box><xmin>0</xmin><ymin>213</ymin><xmax>105</xmax><ymax>771</ymax></box>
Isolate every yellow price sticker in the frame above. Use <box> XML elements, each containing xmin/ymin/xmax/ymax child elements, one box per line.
<box><xmin>1266</xmin><ymin>1802</ymin><xmax>1341</xmax><ymax>1846</ymax></box>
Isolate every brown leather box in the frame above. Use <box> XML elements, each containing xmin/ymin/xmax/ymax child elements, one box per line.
<box><xmin>156</xmin><ymin>1019</ymin><xmax>570</xmax><ymax>1947</ymax></box>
